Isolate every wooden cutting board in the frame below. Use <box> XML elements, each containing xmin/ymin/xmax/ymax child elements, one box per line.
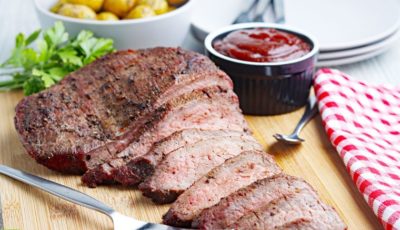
<box><xmin>0</xmin><ymin>91</ymin><xmax>382</xmax><ymax>230</ymax></box>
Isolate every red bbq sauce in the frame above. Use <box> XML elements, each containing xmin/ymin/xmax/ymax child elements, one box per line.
<box><xmin>213</xmin><ymin>28</ymin><xmax>311</xmax><ymax>63</ymax></box>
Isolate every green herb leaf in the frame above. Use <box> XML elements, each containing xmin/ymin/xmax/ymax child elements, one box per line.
<box><xmin>47</xmin><ymin>67</ymin><xmax>69</xmax><ymax>81</ymax></box>
<box><xmin>1</xmin><ymin>33</ymin><xmax>25</xmax><ymax>67</ymax></box>
<box><xmin>58</xmin><ymin>49</ymin><xmax>83</xmax><ymax>67</ymax></box>
<box><xmin>74</xmin><ymin>30</ymin><xmax>94</xmax><ymax>46</ymax></box>
<box><xmin>83</xmin><ymin>38</ymin><xmax>114</xmax><ymax>65</ymax></box>
<box><xmin>37</xmin><ymin>39</ymin><xmax>49</xmax><ymax>63</ymax></box>
<box><xmin>21</xmin><ymin>48</ymin><xmax>39</xmax><ymax>69</ymax></box>
<box><xmin>23</xmin><ymin>74</ymin><xmax>45</xmax><ymax>96</ymax></box>
<box><xmin>26</xmin><ymin>29</ymin><xmax>41</xmax><ymax>46</ymax></box>
<box><xmin>32</xmin><ymin>68</ymin><xmax>56</xmax><ymax>88</ymax></box>
<box><xmin>43</xmin><ymin>21</ymin><xmax>68</xmax><ymax>50</ymax></box>
<box><xmin>0</xmin><ymin>22</ymin><xmax>115</xmax><ymax>96</ymax></box>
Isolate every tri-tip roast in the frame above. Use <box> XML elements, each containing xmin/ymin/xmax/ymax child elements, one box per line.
<box><xmin>14</xmin><ymin>47</ymin><xmax>346</xmax><ymax>229</ymax></box>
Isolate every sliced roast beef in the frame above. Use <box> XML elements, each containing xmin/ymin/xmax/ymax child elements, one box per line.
<box><xmin>81</xmin><ymin>87</ymin><xmax>249</xmax><ymax>187</ymax></box>
<box><xmin>193</xmin><ymin>174</ymin><xmax>316</xmax><ymax>229</ymax></box>
<box><xmin>14</xmin><ymin>47</ymin><xmax>346</xmax><ymax>230</ymax></box>
<box><xmin>116</xmin><ymin>129</ymin><xmax>256</xmax><ymax>186</ymax></box>
<box><xmin>163</xmin><ymin>151</ymin><xmax>281</xmax><ymax>227</ymax></box>
<box><xmin>139</xmin><ymin>136</ymin><xmax>263</xmax><ymax>204</ymax></box>
<box><xmin>14</xmin><ymin>47</ymin><xmax>234</xmax><ymax>174</ymax></box>
<box><xmin>230</xmin><ymin>190</ymin><xmax>346</xmax><ymax>230</ymax></box>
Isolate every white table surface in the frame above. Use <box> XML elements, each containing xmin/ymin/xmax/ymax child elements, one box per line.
<box><xmin>0</xmin><ymin>0</ymin><xmax>400</xmax><ymax>229</ymax></box>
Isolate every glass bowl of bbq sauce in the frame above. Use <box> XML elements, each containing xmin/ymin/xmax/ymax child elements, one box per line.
<box><xmin>205</xmin><ymin>23</ymin><xmax>319</xmax><ymax>115</ymax></box>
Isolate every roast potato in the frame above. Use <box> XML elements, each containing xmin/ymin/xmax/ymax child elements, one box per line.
<box><xmin>125</xmin><ymin>5</ymin><xmax>155</xmax><ymax>19</ymax></box>
<box><xmin>97</xmin><ymin>12</ymin><xmax>119</xmax><ymax>20</ymax></box>
<box><xmin>138</xmin><ymin>0</ymin><xmax>168</xmax><ymax>15</ymax></box>
<box><xmin>50</xmin><ymin>0</ymin><xmax>67</xmax><ymax>12</ymax></box>
<box><xmin>51</xmin><ymin>0</ymin><xmax>181</xmax><ymax>21</ymax></box>
<box><xmin>66</xmin><ymin>0</ymin><xmax>104</xmax><ymax>12</ymax></box>
<box><xmin>167</xmin><ymin>0</ymin><xmax>185</xmax><ymax>6</ymax></box>
<box><xmin>57</xmin><ymin>3</ymin><xmax>97</xmax><ymax>19</ymax></box>
<box><xmin>103</xmin><ymin>0</ymin><xmax>136</xmax><ymax>17</ymax></box>
<box><xmin>166</xmin><ymin>6</ymin><xmax>176</xmax><ymax>12</ymax></box>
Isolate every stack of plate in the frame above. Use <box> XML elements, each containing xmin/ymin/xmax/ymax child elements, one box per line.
<box><xmin>191</xmin><ymin>0</ymin><xmax>400</xmax><ymax>66</ymax></box>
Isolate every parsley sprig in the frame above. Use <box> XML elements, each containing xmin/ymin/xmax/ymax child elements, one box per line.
<box><xmin>0</xmin><ymin>22</ymin><xmax>114</xmax><ymax>96</ymax></box>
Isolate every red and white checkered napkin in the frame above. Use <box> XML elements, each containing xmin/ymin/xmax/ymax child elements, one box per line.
<box><xmin>314</xmin><ymin>68</ymin><xmax>400</xmax><ymax>230</ymax></box>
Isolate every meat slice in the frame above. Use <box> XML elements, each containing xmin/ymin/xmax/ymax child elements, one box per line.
<box><xmin>82</xmin><ymin>87</ymin><xmax>249</xmax><ymax>187</ymax></box>
<box><xmin>230</xmin><ymin>190</ymin><xmax>346</xmax><ymax>230</ymax></box>
<box><xmin>193</xmin><ymin>174</ymin><xmax>314</xmax><ymax>229</ymax></box>
<box><xmin>14</xmin><ymin>47</ymin><xmax>234</xmax><ymax>174</ymax></box>
<box><xmin>163</xmin><ymin>151</ymin><xmax>281</xmax><ymax>227</ymax></box>
<box><xmin>116</xmin><ymin>129</ymin><xmax>255</xmax><ymax>186</ymax></box>
<box><xmin>139</xmin><ymin>136</ymin><xmax>263</xmax><ymax>204</ymax></box>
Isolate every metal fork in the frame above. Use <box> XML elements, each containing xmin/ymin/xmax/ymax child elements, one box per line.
<box><xmin>254</xmin><ymin>0</ymin><xmax>272</xmax><ymax>22</ymax></box>
<box><xmin>0</xmin><ymin>164</ymin><xmax>181</xmax><ymax>230</ymax></box>
<box><xmin>273</xmin><ymin>96</ymin><xmax>318</xmax><ymax>144</ymax></box>
<box><xmin>232</xmin><ymin>0</ymin><xmax>260</xmax><ymax>24</ymax></box>
<box><xmin>272</xmin><ymin>0</ymin><xmax>286</xmax><ymax>24</ymax></box>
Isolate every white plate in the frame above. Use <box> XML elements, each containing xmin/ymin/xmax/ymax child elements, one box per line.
<box><xmin>191</xmin><ymin>0</ymin><xmax>400</xmax><ymax>51</ymax></box>
<box><xmin>316</xmin><ymin>46</ymin><xmax>392</xmax><ymax>67</ymax></box>
<box><xmin>318</xmin><ymin>29</ymin><xmax>400</xmax><ymax>60</ymax></box>
<box><xmin>191</xmin><ymin>0</ymin><xmax>245</xmax><ymax>42</ymax></box>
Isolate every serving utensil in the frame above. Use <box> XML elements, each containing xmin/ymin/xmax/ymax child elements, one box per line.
<box><xmin>272</xmin><ymin>0</ymin><xmax>285</xmax><ymax>24</ymax></box>
<box><xmin>273</xmin><ymin>96</ymin><xmax>318</xmax><ymax>144</ymax></box>
<box><xmin>0</xmin><ymin>164</ymin><xmax>180</xmax><ymax>230</ymax></box>
<box><xmin>253</xmin><ymin>0</ymin><xmax>272</xmax><ymax>22</ymax></box>
<box><xmin>232</xmin><ymin>0</ymin><xmax>260</xmax><ymax>24</ymax></box>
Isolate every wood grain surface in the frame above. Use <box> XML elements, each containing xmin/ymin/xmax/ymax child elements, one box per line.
<box><xmin>0</xmin><ymin>193</ymin><xmax>3</xmax><ymax>229</ymax></box>
<box><xmin>0</xmin><ymin>90</ymin><xmax>382</xmax><ymax>230</ymax></box>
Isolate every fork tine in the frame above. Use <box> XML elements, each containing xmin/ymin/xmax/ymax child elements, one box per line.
<box><xmin>232</xmin><ymin>0</ymin><xmax>260</xmax><ymax>24</ymax></box>
<box><xmin>253</xmin><ymin>0</ymin><xmax>272</xmax><ymax>22</ymax></box>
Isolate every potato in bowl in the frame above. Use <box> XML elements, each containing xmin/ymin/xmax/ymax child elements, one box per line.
<box><xmin>34</xmin><ymin>0</ymin><xmax>195</xmax><ymax>49</ymax></box>
<box><xmin>50</xmin><ymin>0</ymin><xmax>186</xmax><ymax>20</ymax></box>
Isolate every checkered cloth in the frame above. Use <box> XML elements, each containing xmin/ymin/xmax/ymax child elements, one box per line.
<box><xmin>314</xmin><ymin>68</ymin><xmax>400</xmax><ymax>230</ymax></box>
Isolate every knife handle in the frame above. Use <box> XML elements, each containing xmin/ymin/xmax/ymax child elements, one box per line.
<box><xmin>0</xmin><ymin>164</ymin><xmax>115</xmax><ymax>217</ymax></box>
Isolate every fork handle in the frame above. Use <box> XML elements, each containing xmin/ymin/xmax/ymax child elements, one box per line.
<box><xmin>293</xmin><ymin>96</ymin><xmax>319</xmax><ymax>135</ymax></box>
<box><xmin>0</xmin><ymin>164</ymin><xmax>115</xmax><ymax>217</ymax></box>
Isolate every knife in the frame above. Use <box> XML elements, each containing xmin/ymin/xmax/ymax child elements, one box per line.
<box><xmin>0</xmin><ymin>164</ymin><xmax>182</xmax><ymax>230</ymax></box>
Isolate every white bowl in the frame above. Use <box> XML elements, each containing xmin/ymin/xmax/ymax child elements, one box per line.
<box><xmin>34</xmin><ymin>0</ymin><xmax>195</xmax><ymax>49</ymax></box>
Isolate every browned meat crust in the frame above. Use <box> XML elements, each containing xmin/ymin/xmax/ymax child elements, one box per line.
<box><xmin>14</xmin><ymin>47</ymin><xmax>236</xmax><ymax>175</ymax></box>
